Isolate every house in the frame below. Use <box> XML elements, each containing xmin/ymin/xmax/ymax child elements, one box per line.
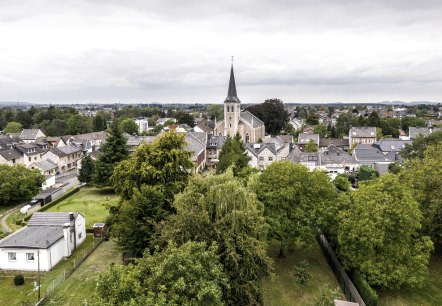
<box><xmin>134</xmin><ymin>117</ymin><xmax>149</xmax><ymax>133</ymax></box>
<box><xmin>30</xmin><ymin>159</ymin><xmax>59</xmax><ymax>176</ymax></box>
<box><xmin>46</xmin><ymin>137</ymin><xmax>67</xmax><ymax>148</ymax></box>
<box><xmin>319</xmin><ymin>138</ymin><xmax>349</xmax><ymax>152</ymax></box>
<box><xmin>71</xmin><ymin>131</ymin><xmax>107</xmax><ymax>151</ymax></box>
<box><xmin>41</xmin><ymin>145</ymin><xmax>83</xmax><ymax>174</ymax></box>
<box><xmin>289</xmin><ymin>118</ymin><xmax>303</xmax><ymax>131</ymax></box>
<box><xmin>0</xmin><ymin>149</ymin><xmax>23</xmax><ymax>166</ymax></box>
<box><xmin>206</xmin><ymin>135</ymin><xmax>226</xmax><ymax>167</ymax></box>
<box><xmin>214</xmin><ymin>65</ymin><xmax>266</xmax><ymax>143</ymax></box>
<box><xmin>156</xmin><ymin>118</ymin><xmax>175</xmax><ymax>126</ymax></box>
<box><xmin>352</xmin><ymin>144</ymin><xmax>396</xmax><ymax>175</ymax></box>
<box><xmin>246</xmin><ymin>141</ymin><xmax>291</xmax><ymax>170</ymax></box>
<box><xmin>15</xmin><ymin>143</ymin><xmax>47</xmax><ymax>167</ymax></box>
<box><xmin>19</xmin><ymin>129</ymin><xmax>46</xmax><ymax>144</ymax></box>
<box><xmin>349</xmin><ymin>127</ymin><xmax>377</xmax><ymax>145</ymax></box>
<box><xmin>185</xmin><ymin>132</ymin><xmax>207</xmax><ymax>173</ymax></box>
<box><xmin>194</xmin><ymin>119</ymin><xmax>215</xmax><ymax>134</ymax></box>
<box><xmin>126</xmin><ymin>135</ymin><xmax>156</xmax><ymax>153</ymax></box>
<box><xmin>298</xmin><ymin>133</ymin><xmax>320</xmax><ymax>152</ymax></box>
<box><xmin>0</xmin><ymin>135</ymin><xmax>23</xmax><ymax>151</ymax></box>
<box><xmin>287</xmin><ymin>145</ymin><xmax>358</xmax><ymax>179</ymax></box>
<box><xmin>408</xmin><ymin>123</ymin><xmax>441</xmax><ymax>140</ymax></box>
<box><xmin>0</xmin><ymin>212</ymin><xmax>86</xmax><ymax>272</ymax></box>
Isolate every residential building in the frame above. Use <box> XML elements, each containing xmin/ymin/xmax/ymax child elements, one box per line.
<box><xmin>246</xmin><ymin>141</ymin><xmax>291</xmax><ymax>170</ymax></box>
<box><xmin>19</xmin><ymin>129</ymin><xmax>46</xmax><ymax>144</ymax></box>
<box><xmin>298</xmin><ymin>133</ymin><xmax>320</xmax><ymax>152</ymax></box>
<box><xmin>134</xmin><ymin>117</ymin><xmax>149</xmax><ymax>133</ymax></box>
<box><xmin>206</xmin><ymin>135</ymin><xmax>226</xmax><ymax>167</ymax></box>
<box><xmin>41</xmin><ymin>145</ymin><xmax>82</xmax><ymax>174</ymax></box>
<box><xmin>348</xmin><ymin>127</ymin><xmax>377</xmax><ymax>145</ymax></box>
<box><xmin>0</xmin><ymin>212</ymin><xmax>86</xmax><ymax>272</ymax></box>
<box><xmin>352</xmin><ymin>144</ymin><xmax>396</xmax><ymax>175</ymax></box>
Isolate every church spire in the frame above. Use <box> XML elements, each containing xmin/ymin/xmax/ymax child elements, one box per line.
<box><xmin>224</xmin><ymin>62</ymin><xmax>241</xmax><ymax>103</ymax></box>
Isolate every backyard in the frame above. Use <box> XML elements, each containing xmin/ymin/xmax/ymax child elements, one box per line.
<box><xmin>0</xmin><ymin>235</ymin><xmax>97</xmax><ymax>305</ymax></box>
<box><xmin>45</xmin><ymin>187</ymin><xmax>118</xmax><ymax>228</ymax></box>
<box><xmin>45</xmin><ymin>240</ymin><xmax>121</xmax><ymax>306</ymax></box>
<box><xmin>264</xmin><ymin>240</ymin><xmax>343</xmax><ymax>306</ymax></box>
<box><xmin>378</xmin><ymin>251</ymin><xmax>442</xmax><ymax>306</ymax></box>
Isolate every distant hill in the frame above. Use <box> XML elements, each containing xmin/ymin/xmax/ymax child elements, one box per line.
<box><xmin>0</xmin><ymin>101</ymin><xmax>34</xmax><ymax>107</ymax></box>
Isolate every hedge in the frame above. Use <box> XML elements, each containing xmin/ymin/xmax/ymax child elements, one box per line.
<box><xmin>350</xmin><ymin>270</ymin><xmax>378</xmax><ymax>306</ymax></box>
<box><xmin>24</xmin><ymin>187</ymin><xmax>81</xmax><ymax>222</ymax></box>
<box><xmin>14</xmin><ymin>274</ymin><xmax>25</xmax><ymax>286</ymax></box>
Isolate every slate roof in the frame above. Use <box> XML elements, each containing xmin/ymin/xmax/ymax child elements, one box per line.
<box><xmin>224</xmin><ymin>65</ymin><xmax>241</xmax><ymax>103</ymax></box>
<box><xmin>373</xmin><ymin>139</ymin><xmax>411</xmax><ymax>152</ymax></box>
<box><xmin>246</xmin><ymin>142</ymin><xmax>289</xmax><ymax>157</ymax></box>
<box><xmin>352</xmin><ymin>144</ymin><xmax>395</xmax><ymax>162</ymax></box>
<box><xmin>298</xmin><ymin>133</ymin><xmax>319</xmax><ymax>145</ymax></box>
<box><xmin>15</xmin><ymin>143</ymin><xmax>45</xmax><ymax>155</ymax></box>
<box><xmin>207</xmin><ymin>135</ymin><xmax>226</xmax><ymax>149</ymax></box>
<box><xmin>72</xmin><ymin>131</ymin><xmax>107</xmax><ymax>141</ymax></box>
<box><xmin>0</xmin><ymin>135</ymin><xmax>23</xmax><ymax>151</ymax></box>
<box><xmin>319</xmin><ymin>138</ymin><xmax>349</xmax><ymax>148</ymax></box>
<box><xmin>19</xmin><ymin>129</ymin><xmax>44</xmax><ymax>140</ymax></box>
<box><xmin>408</xmin><ymin>127</ymin><xmax>441</xmax><ymax>139</ymax></box>
<box><xmin>0</xmin><ymin>148</ymin><xmax>22</xmax><ymax>160</ymax></box>
<box><xmin>49</xmin><ymin>145</ymin><xmax>82</xmax><ymax>157</ymax></box>
<box><xmin>185</xmin><ymin>133</ymin><xmax>205</xmax><ymax>161</ymax></box>
<box><xmin>30</xmin><ymin>159</ymin><xmax>58</xmax><ymax>172</ymax></box>
<box><xmin>126</xmin><ymin>135</ymin><xmax>156</xmax><ymax>147</ymax></box>
<box><xmin>349</xmin><ymin>127</ymin><xmax>376</xmax><ymax>138</ymax></box>
<box><xmin>27</xmin><ymin>212</ymin><xmax>79</xmax><ymax>227</ymax></box>
<box><xmin>0</xmin><ymin>226</ymin><xmax>64</xmax><ymax>249</ymax></box>
<box><xmin>196</xmin><ymin>119</ymin><xmax>215</xmax><ymax>133</ymax></box>
<box><xmin>240</xmin><ymin>111</ymin><xmax>264</xmax><ymax>128</ymax></box>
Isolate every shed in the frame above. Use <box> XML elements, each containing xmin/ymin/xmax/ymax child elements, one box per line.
<box><xmin>93</xmin><ymin>223</ymin><xmax>107</xmax><ymax>238</ymax></box>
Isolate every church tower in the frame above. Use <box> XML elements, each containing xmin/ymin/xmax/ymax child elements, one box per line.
<box><xmin>224</xmin><ymin>65</ymin><xmax>241</xmax><ymax>136</ymax></box>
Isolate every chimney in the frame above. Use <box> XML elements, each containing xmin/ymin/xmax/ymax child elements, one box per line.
<box><xmin>63</xmin><ymin>223</ymin><xmax>72</xmax><ymax>257</ymax></box>
<box><xmin>69</xmin><ymin>212</ymin><xmax>74</xmax><ymax>221</ymax></box>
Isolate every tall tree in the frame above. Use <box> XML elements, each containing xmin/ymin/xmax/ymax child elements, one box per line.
<box><xmin>0</xmin><ymin>165</ymin><xmax>45</xmax><ymax>206</ymax></box>
<box><xmin>93</xmin><ymin>113</ymin><xmax>108</xmax><ymax>131</ymax></box>
<box><xmin>256</xmin><ymin>162</ymin><xmax>337</xmax><ymax>257</ymax></box>
<box><xmin>110</xmin><ymin>185</ymin><xmax>167</xmax><ymax>256</ymax></box>
<box><xmin>401</xmin><ymin>130</ymin><xmax>442</xmax><ymax>160</ymax></box>
<box><xmin>78</xmin><ymin>155</ymin><xmax>95</xmax><ymax>184</ymax></box>
<box><xmin>336</xmin><ymin>174</ymin><xmax>433</xmax><ymax>289</ymax></box>
<box><xmin>304</xmin><ymin>139</ymin><xmax>318</xmax><ymax>152</ymax></box>
<box><xmin>402</xmin><ymin>143</ymin><xmax>442</xmax><ymax>248</ymax></box>
<box><xmin>314</xmin><ymin>124</ymin><xmax>328</xmax><ymax>137</ymax></box>
<box><xmin>93</xmin><ymin>122</ymin><xmax>129</xmax><ymax>188</ymax></box>
<box><xmin>119</xmin><ymin>118</ymin><xmax>138</xmax><ymax>135</ymax></box>
<box><xmin>175</xmin><ymin>111</ymin><xmax>195</xmax><ymax>127</ymax></box>
<box><xmin>155</xmin><ymin>172</ymin><xmax>273</xmax><ymax>306</ymax></box>
<box><xmin>206</xmin><ymin>104</ymin><xmax>224</xmax><ymax>121</ymax></box>
<box><xmin>368</xmin><ymin>111</ymin><xmax>381</xmax><ymax>127</ymax></box>
<box><xmin>246</xmin><ymin>98</ymin><xmax>289</xmax><ymax>136</ymax></box>
<box><xmin>95</xmin><ymin>241</ymin><xmax>226</xmax><ymax>306</ymax></box>
<box><xmin>110</xmin><ymin>131</ymin><xmax>193</xmax><ymax>203</ymax></box>
<box><xmin>216</xmin><ymin>133</ymin><xmax>250</xmax><ymax>175</ymax></box>
<box><xmin>67</xmin><ymin>114</ymin><xmax>93</xmax><ymax>134</ymax></box>
<box><xmin>3</xmin><ymin>121</ymin><xmax>23</xmax><ymax>133</ymax></box>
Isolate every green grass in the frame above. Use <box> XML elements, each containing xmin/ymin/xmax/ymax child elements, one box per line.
<box><xmin>378</xmin><ymin>251</ymin><xmax>442</xmax><ymax>306</ymax></box>
<box><xmin>0</xmin><ymin>235</ymin><xmax>97</xmax><ymax>305</ymax></box>
<box><xmin>46</xmin><ymin>187</ymin><xmax>119</xmax><ymax>228</ymax></box>
<box><xmin>45</xmin><ymin>240</ymin><xmax>121</xmax><ymax>306</ymax></box>
<box><xmin>264</xmin><ymin>240</ymin><xmax>343</xmax><ymax>306</ymax></box>
<box><xmin>5</xmin><ymin>212</ymin><xmax>26</xmax><ymax>232</ymax></box>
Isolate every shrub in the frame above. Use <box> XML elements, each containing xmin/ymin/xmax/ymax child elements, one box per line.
<box><xmin>14</xmin><ymin>274</ymin><xmax>25</xmax><ymax>286</ymax></box>
<box><xmin>294</xmin><ymin>259</ymin><xmax>312</xmax><ymax>287</ymax></box>
<box><xmin>351</xmin><ymin>270</ymin><xmax>378</xmax><ymax>306</ymax></box>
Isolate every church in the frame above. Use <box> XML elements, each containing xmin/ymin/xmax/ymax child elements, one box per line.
<box><xmin>214</xmin><ymin>65</ymin><xmax>265</xmax><ymax>143</ymax></box>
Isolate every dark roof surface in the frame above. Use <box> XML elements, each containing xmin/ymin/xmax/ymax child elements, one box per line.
<box><xmin>28</xmin><ymin>212</ymin><xmax>79</xmax><ymax>227</ymax></box>
<box><xmin>0</xmin><ymin>226</ymin><xmax>64</xmax><ymax>249</ymax></box>
<box><xmin>20</xmin><ymin>129</ymin><xmax>44</xmax><ymax>140</ymax></box>
<box><xmin>0</xmin><ymin>148</ymin><xmax>22</xmax><ymax>160</ymax></box>
<box><xmin>350</xmin><ymin>127</ymin><xmax>376</xmax><ymax>138</ymax></box>
<box><xmin>240</xmin><ymin>111</ymin><xmax>264</xmax><ymax>127</ymax></box>
<box><xmin>224</xmin><ymin>65</ymin><xmax>241</xmax><ymax>103</ymax></box>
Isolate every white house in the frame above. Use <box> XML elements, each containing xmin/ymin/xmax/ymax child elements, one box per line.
<box><xmin>19</xmin><ymin>129</ymin><xmax>46</xmax><ymax>144</ymax></box>
<box><xmin>134</xmin><ymin>117</ymin><xmax>149</xmax><ymax>133</ymax></box>
<box><xmin>0</xmin><ymin>212</ymin><xmax>86</xmax><ymax>272</ymax></box>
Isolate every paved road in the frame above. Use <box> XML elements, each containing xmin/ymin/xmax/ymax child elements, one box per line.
<box><xmin>0</xmin><ymin>173</ymin><xmax>80</xmax><ymax>233</ymax></box>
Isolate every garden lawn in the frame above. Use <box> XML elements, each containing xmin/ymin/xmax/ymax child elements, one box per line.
<box><xmin>378</xmin><ymin>251</ymin><xmax>442</xmax><ymax>306</ymax></box>
<box><xmin>264</xmin><ymin>240</ymin><xmax>343</xmax><ymax>306</ymax></box>
<box><xmin>46</xmin><ymin>187</ymin><xmax>118</xmax><ymax>229</ymax></box>
<box><xmin>0</xmin><ymin>235</ymin><xmax>96</xmax><ymax>306</ymax></box>
<box><xmin>45</xmin><ymin>240</ymin><xmax>121</xmax><ymax>306</ymax></box>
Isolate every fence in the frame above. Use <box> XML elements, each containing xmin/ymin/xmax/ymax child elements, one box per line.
<box><xmin>35</xmin><ymin>238</ymin><xmax>103</xmax><ymax>306</ymax></box>
<box><xmin>317</xmin><ymin>234</ymin><xmax>366</xmax><ymax>306</ymax></box>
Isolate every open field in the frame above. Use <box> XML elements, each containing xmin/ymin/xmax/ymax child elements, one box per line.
<box><xmin>378</xmin><ymin>251</ymin><xmax>442</xmax><ymax>306</ymax></box>
<box><xmin>45</xmin><ymin>240</ymin><xmax>121</xmax><ymax>306</ymax></box>
<box><xmin>46</xmin><ymin>187</ymin><xmax>118</xmax><ymax>228</ymax></box>
<box><xmin>264</xmin><ymin>240</ymin><xmax>343</xmax><ymax>306</ymax></box>
<box><xmin>0</xmin><ymin>235</ymin><xmax>96</xmax><ymax>305</ymax></box>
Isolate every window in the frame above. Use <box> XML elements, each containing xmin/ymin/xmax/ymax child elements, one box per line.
<box><xmin>8</xmin><ymin>252</ymin><xmax>16</xmax><ymax>261</ymax></box>
<box><xmin>268</xmin><ymin>157</ymin><xmax>273</xmax><ymax>161</ymax></box>
<box><xmin>26</xmin><ymin>253</ymin><xmax>35</xmax><ymax>261</ymax></box>
<box><xmin>259</xmin><ymin>157</ymin><xmax>264</xmax><ymax>161</ymax></box>
<box><xmin>28</xmin><ymin>157</ymin><xmax>31</xmax><ymax>162</ymax></box>
<box><xmin>245</xmin><ymin>133</ymin><xmax>250</xmax><ymax>143</ymax></box>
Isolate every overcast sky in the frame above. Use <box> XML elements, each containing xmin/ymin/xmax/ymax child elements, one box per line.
<box><xmin>1</xmin><ymin>0</ymin><xmax>442</xmax><ymax>104</ymax></box>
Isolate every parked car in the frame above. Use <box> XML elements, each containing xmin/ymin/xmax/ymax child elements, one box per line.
<box><xmin>20</xmin><ymin>205</ymin><xmax>32</xmax><ymax>215</ymax></box>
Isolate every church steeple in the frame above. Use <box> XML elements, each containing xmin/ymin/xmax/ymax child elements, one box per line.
<box><xmin>224</xmin><ymin>64</ymin><xmax>241</xmax><ymax>103</ymax></box>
